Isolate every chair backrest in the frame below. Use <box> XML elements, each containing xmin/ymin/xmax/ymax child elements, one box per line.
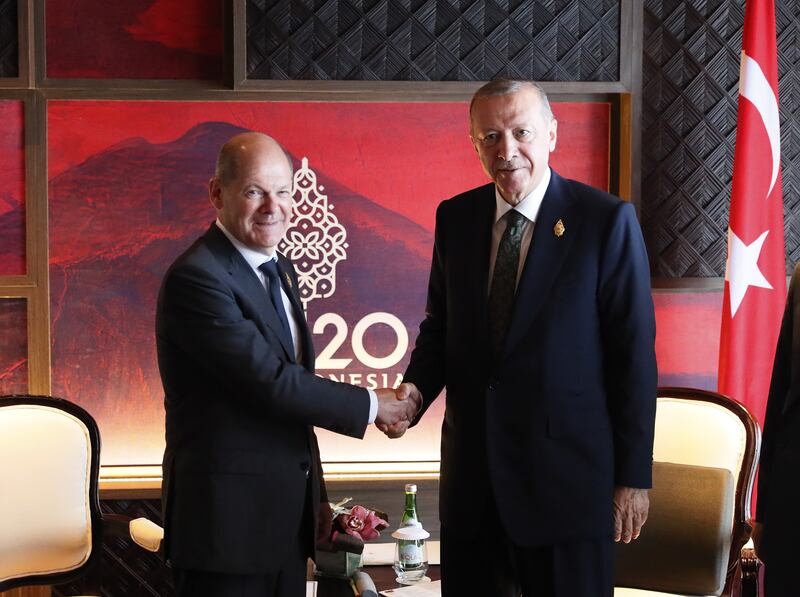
<box><xmin>615</xmin><ymin>461</ymin><xmax>734</xmax><ymax>594</ymax></box>
<box><xmin>614</xmin><ymin>387</ymin><xmax>759</xmax><ymax>596</ymax></box>
<box><xmin>654</xmin><ymin>387</ymin><xmax>759</xmax><ymax>544</ymax></box>
<box><xmin>0</xmin><ymin>395</ymin><xmax>103</xmax><ymax>592</ymax></box>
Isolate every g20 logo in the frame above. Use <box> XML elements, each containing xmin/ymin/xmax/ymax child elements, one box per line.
<box><xmin>280</xmin><ymin>158</ymin><xmax>410</xmax><ymax>385</ymax></box>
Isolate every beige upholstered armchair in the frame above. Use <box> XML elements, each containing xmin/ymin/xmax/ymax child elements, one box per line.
<box><xmin>614</xmin><ymin>387</ymin><xmax>760</xmax><ymax>597</ymax></box>
<box><xmin>0</xmin><ymin>395</ymin><xmax>164</xmax><ymax>594</ymax></box>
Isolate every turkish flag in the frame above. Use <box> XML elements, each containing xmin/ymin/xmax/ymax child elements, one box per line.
<box><xmin>718</xmin><ymin>0</ymin><xmax>786</xmax><ymax>429</ymax></box>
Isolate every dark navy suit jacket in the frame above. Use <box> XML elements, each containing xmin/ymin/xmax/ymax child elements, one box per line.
<box><xmin>157</xmin><ymin>224</ymin><xmax>370</xmax><ymax>573</ymax></box>
<box><xmin>404</xmin><ymin>171</ymin><xmax>657</xmax><ymax>546</ymax></box>
<box><xmin>757</xmin><ymin>263</ymin><xmax>800</xmax><ymax>565</ymax></box>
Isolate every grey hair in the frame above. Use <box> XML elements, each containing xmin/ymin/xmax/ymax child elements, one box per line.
<box><xmin>469</xmin><ymin>79</ymin><xmax>554</xmax><ymax>123</ymax></box>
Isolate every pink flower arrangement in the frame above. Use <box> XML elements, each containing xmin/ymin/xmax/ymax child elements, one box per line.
<box><xmin>332</xmin><ymin>504</ymin><xmax>389</xmax><ymax>543</ymax></box>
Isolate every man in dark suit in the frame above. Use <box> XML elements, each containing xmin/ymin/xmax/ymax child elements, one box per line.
<box><xmin>382</xmin><ymin>80</ymin><xmax>657</xmax><ymax>596</ymax></box>
<box><xmin>157</xmin><ymin>132</ymin><xmax>414</xmax><ymax>597</ymax></box>
<box><xmin>753</xmin><ymin>263</ymin><xmax>800</xmax><ymax>596</ymax></box>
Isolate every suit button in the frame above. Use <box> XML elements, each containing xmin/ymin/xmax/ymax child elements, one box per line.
<box><xmin>488</xmin><ymin>379</ymin><xmax>499</xmax><ymax>391</ymax></box>
<box><xmin>300</xmin><ymin>461</ymin><xmax>310</xmax><ymax>471</ymax></box>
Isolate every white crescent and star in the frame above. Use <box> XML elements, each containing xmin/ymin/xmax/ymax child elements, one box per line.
<box><xmin>726</xmin><ymin>52</ymin><xmax>781</xmax><ymax>318</ymax></box>
<box><xmin>726</xmin><ymin>229</ymin><xmax>773</xmax><ymax>317</ymax></box>
<box><xmin>740</xmin><ymin>52</ymin><xmax>781</xmax><ymax>197</ymax></box>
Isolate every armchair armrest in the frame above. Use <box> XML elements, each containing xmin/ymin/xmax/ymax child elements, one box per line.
<box><xmin>103</xmin><ymin>513</ymin><xmax>164</xmax><ymax>553</ymax></box>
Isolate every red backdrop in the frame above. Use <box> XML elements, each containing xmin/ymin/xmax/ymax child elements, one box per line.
<box><xmin>0</xmin><ymin>299</ymin><xmax>27</xmax><ymax>394</ymax></box>
<box><xmin>48</xmin><ymin>99</ymin><xmax>611</xmax><ymax>465</ymax></box>
<box><xmin>0</xmin><ymin>100</ymin><xmax>25</xmax><ymax>276</ymax></box>
<box><xmin>46</xmin><ymin>0</ymin><xmax>223</xmax><ymax>79</ymax></box>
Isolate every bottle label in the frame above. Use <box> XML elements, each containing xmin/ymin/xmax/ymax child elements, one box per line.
<box><xmin>399</xmin><ymin>541</ymin><xmax>423</xmax><ymax>565</ymax></box>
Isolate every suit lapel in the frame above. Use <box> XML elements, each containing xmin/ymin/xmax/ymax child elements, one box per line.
<box><xmin>204</xmin><ymin>225</ymin><xmax>296</xmax><ymax>360</ymax></box>
<box><xmin>503</xmin><ymin>172</ymin><xmax>581</xmax><ymax>356</ymax></box>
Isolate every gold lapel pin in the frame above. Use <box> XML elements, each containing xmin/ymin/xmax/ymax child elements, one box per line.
<box><xmin>284</xmin><ymin>272</ymin><xmax>293</xmax><ymax>289</ymax></box>
<box><xmin>554</xmin><ymin>219</ymin><xmax>565</xmax><ymax>237</ymax></box>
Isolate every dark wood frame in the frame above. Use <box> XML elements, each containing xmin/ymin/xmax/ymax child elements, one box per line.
<box><xmin>0</xmin><ymin>89</ymin><xmax>50</xmax><ymax>396</ymax></box>
<box><xmin>228</xmin><ymin>0</ymin><xmax>641</xmax><ymax>204</ymax></box>
<box><xmin>657</xmin><ymin>386</ymin><xmax>761</xmax><ymax>595</ymax></box>
<box><xmin>31</xmin><ymin>0</ymin><xmax>228</xmax><ymax>90</ymax></box>
<box><xmin>27</xmin><ymin>0</ymin><xmax>641</xmax><ymax>206</ymax></box>
<box><xmin>0</xmin><ymin>0</ymin><xmax>31</xmax><ymax>88</ymax></box>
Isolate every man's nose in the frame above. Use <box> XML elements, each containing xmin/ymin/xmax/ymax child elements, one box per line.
<box><xmin>260</xmin><ymin>193</ymin><xmax>279</xmax><ymax>211</ymax></box>
<box><xmin>496</xmin><ymin>133</ymin><xmax>518</xmax><ymax>161</ymax></box>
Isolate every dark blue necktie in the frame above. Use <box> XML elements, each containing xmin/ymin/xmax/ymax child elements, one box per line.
<box><xmin>258</xmin><ymin>259</ymin><xmax>292</xmax><ymax>339</ymax></box>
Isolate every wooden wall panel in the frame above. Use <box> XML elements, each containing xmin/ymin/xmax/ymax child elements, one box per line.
<box><xmin>642</xmin><ymin>0</ymin><xmax>799</xmax><ymax>276</ymax></box>
<box><xmin>247</xmin><ymin>0</ymin><xmax>621</xmax><ymax>82</ymax></box>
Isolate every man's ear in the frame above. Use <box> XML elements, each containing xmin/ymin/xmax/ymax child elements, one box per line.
<box><xmin>469</xmin><ymin>135</ymin><xmax>480</xmax><ymax>155</ymax></box>
<box><xmin>209</xmin><ymin>177</ymin><xmax>223</xmax><ymax>210</ymax></box>
<box><xmin>548</xmin><ymin>120</ymin><xmax>558</xmax><ymax>152</ymax></box>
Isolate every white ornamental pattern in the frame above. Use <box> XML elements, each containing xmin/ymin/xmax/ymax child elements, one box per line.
<box><xmin>279</xmin><ymin>157</ymin><xmax>348</xmax><ymax>311</ymax></box>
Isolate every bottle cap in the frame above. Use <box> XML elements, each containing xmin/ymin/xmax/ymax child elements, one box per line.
<box><xmin>404</xmin><ymin>483</ymin><xmax>417</xmax><ymax>493</ymax></box>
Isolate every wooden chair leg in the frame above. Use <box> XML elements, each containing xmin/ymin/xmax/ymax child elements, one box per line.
<box><xmin>739</xmin><ymin>545</ymin><xmax>761</xmax><ymax>597</ymax></box>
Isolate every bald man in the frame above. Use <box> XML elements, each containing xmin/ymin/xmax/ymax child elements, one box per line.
<box><xmin>156</xmin><ymin>133</ymin><xmax>414</xmax><ymax>596</ymax></box>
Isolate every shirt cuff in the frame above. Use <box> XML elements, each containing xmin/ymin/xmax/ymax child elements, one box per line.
<box><xmin>367</xmin><ymin>388</ymin><xmax>378</xmax><ymax>424</ymax></box>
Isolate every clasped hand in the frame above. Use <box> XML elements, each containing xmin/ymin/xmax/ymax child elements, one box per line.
<box><xmin>374</xmin><ymin>383</ymin><xmax>422</xmax><ymax>438</ymax></box>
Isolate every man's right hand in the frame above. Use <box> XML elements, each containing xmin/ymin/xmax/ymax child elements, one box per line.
<box><xmin>374</xmin><ymin>387</ymin><xmax>416</xmax><ymax>428</ymax></box>
<box><xmin>376</xmin><ymin>383</ymin><xmax>421</xmax><ymax>438</ymax></box>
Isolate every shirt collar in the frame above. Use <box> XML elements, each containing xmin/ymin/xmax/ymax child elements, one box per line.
<box><xmin>215</xmin><ymin>219</ymin><xmax>277</xmax><ymax>270</ymax></box>
<box><xmin>494</xmin><ymin>167</ymin><xmax>551</xmax><ymax>224</ymax></box>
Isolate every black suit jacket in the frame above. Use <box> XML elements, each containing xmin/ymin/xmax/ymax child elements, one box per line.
<box><xmin>404</xmin><ymin>172</ymin><xmax>657</xmax><ymax>546</ymax></box>
<box><xmin>156</xmin><ymin>224</ymin><xmax>370</xmax><ymax>574</ymax></box>
<box><xmin>756</xmin><ymin>263</ymin><xmax>800</xmax><ymax>561</ymax></box>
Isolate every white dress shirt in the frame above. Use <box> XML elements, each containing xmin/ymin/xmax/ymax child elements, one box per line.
<box><xmin>216</xmin><ymin>220</ymin><xmax>378</xmax><ymax>423</ymax></box>
<box><xmin>488</xmin><ymin>167</ymin><xmax>551</xmax><ymax>291</ymax></box>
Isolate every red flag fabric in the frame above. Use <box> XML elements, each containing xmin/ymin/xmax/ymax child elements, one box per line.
<box><xmin>718</xmin><ymin>0</ymin><xmax>786</xmax><ymax>428</ymax></box>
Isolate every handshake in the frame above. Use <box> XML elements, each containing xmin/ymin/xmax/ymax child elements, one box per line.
<box><xmin>374</xmin><ymin>383</ymin><xmax>422</xmax><ymax>439</ymax></box>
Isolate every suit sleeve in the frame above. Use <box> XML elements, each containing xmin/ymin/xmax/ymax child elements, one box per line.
<box><xmin>158</xmin><ymin>261</ymin><xmax>370</xmax><ymax>439</ymax></box>
<box><xmin>597</xmin><ymin>201</ymin><xmax>658</xmax><ymax>488</ymax></box>
<box><xmin>403</xmin><ymin>201</ymin><xmax>449</xmax><ymax>421</ymax></box>
<box><xmin>756</xmin><ymin>265</ymin><xmax>798</xmax><ymax>521</ymax></box>
<box><xmin>311</xmin><ymin>432</ymin><xmax>329</xmax><ymax>503</ymax></box>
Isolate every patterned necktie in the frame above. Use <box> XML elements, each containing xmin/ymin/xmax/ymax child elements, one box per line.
<box><xmin>258</xmin><ymin>259</ymin><xmax>292</xmax><ymax>340</ymax></box>
<box><xmin>489</xmin><ymin>209</ymin><xmax>527</xmax><ymax>358</ymax></box>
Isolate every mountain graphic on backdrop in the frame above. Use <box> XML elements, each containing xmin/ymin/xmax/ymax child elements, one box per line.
<box><xmin>48</xmin><ymin>121</ymin><xmax>435</xmax><ymax>462</ymax></box>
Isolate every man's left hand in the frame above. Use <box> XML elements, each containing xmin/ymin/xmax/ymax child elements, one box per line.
<box><xmin>613</xmin><ymin>486</ymin><xmax>649</xmax><ymax>543</ymax></box>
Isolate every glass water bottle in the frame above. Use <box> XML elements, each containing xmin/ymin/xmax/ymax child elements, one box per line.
<box><xmin>393</xmin><ymin>484</ymin><xmax>429</xmax><ymax>583</ymax></box>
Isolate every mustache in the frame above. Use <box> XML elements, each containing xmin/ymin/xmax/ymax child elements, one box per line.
<box><xmin>494</xmin><ymin>159</ymin><xmax>523</xmax><ymax>170</ymax></box>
